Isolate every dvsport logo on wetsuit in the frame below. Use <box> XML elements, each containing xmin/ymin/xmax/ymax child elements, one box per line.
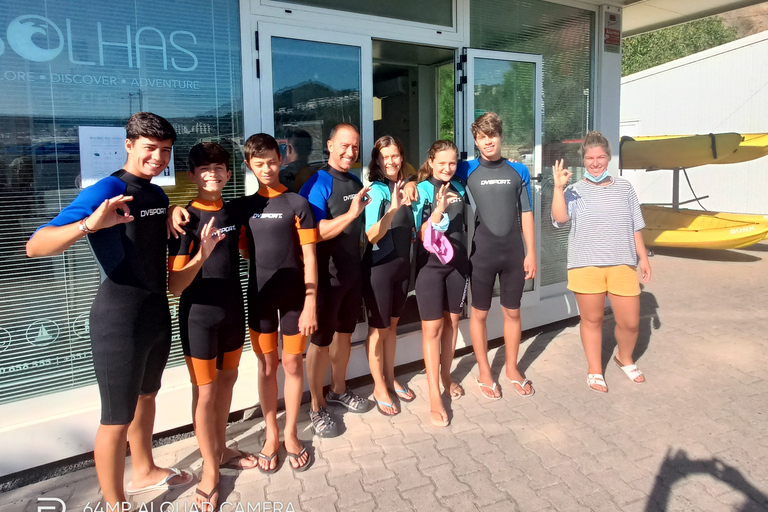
<box><xmin>479</xmin><ymin>179</ymin><xmax>512</xmax><ymax>186</ymax></box>
<box><xmin>218</xmin><ymin>225</ymin><xmax>238</xmax><ymax>234</ymax></box>
<box><xmin>140</xmin><ymin>207</ymin><xmax>167</xmax><ymax>217</ymax></box>
<box><xmin>342</xmin><ymin>194</ymin><xmax>356</xmax><ymax>201</ymax></box>
<box><xmin>252</xmin><ymin>213</ymin><xmax>284</xmax><ymax>219</ymax></box>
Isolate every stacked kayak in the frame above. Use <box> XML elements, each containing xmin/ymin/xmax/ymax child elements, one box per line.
<box><xmin>640</xmin><ymin>205</ymin><xmax>768</xmax><ymax>250</ymax></box>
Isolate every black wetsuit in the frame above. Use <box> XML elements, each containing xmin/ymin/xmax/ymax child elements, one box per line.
<box><xmin>168</xmin><ymin>198</ymin><xmax>245</xmax><ymax>385</ymax></box>
<box><xmin>456</xmin><ymin>157</ymin><xmax>532</xmax><ymax>310</ymax></box>
<box><xmin>412</xmin><ymin>176</ymin><xmax>470</xmax><ymax>320</ymax></box>
<box><xmin>36</xmin><ymin>170</ymin><xmax>171</xmax><ymax>425</ymax></box>
<box><xmin>299</xmin><ymin>166</ymin><xmax>364</xmax><ymax>346</ymax></box>
<box><xmin>230</xmin><ymin>185</ymin><xmax>317</xmax><ymax>354</ymax></box>
<box><xmin>362</xmin><ymin>179</ymin><xmax>414</xmax><ymax>329</ymax></box>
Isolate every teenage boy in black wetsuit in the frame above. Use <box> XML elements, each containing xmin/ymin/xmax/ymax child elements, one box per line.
<box><xmin>455</xmin><ymin>112</ymin><xmax>537</xmax><ymax>400</ymax></box>
<box><xmin>231</xmin><ymin>133</ymin><xmax>317</xmax><ymax>472</ymax></box>
<box><xmin>299</xmin><ymin>124</ymin><xmax>372</xmax><ymax>437</ymax></box>
<box><xmin>168</xmin><ymin>143</ymin><xmax>257</xmax><ymax>510</ymax></box>
<box><xmin>26</xmin><ymin>112</ymin><xmax>192</xmax><ymax>508</ymax></box>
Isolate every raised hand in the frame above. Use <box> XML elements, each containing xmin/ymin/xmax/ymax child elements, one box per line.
<box><xmin>552</xmin><ymin>159</ymin><xmax>572</xmax><ymax>189</ymax></box>
<box><xmin>389</xmin><ymin>180</ymin><xmax>406</xmax><ymax>212</ymax></box>
<box><xmin>199</xmin><ymin>217</ymin><xmax>224</xmax><ymax>262</ymax></box>
<box><xmin>402</xmin><ymin>180</ymin><xmax>418</xmax><ymax>205</ymax></box>
<box><xmin>87</xmin><ymin>195</ymin><xmax>134</xmax><ymax>230</ymax></box>
<box><xmin>349</xmin><ymin>185</ymin><xmax>372</xmax><ymax>218</ymax></box>
<box><xmin>435</xmin><ymin>182</ymin><xmax>458</xmax><ymax>212</ymax></box>
<box><xmin>168</xmin><ymin>205</ymin><xmax>191</xmax><ymax>238</ymax></box>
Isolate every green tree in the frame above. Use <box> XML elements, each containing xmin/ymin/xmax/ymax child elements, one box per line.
<box><xmin>623</xmin><ymin>17</ymin><xmax>738</xmax><ymax>76</ymax></box>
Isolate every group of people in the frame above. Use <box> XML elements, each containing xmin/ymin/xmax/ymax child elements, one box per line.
<box><xmin>26</xmin><ymin>111</ymin><xmax>650</xmax><ymax>511</ymax></box>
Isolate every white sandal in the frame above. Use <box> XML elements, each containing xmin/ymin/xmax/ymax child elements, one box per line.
<box><xmin>613</xmin><ymin>356</ymin><xmax>644</xmax><ymax>383</ymax></box>
<box><xmin>475</xmin><ymin>379</ymin><xmax>501</xmax><ymax>400</ymax></box>
<box><xmin>587</xmin><ymin>374</ymin><xmax>608</xmax><ymax>393</ymax></box>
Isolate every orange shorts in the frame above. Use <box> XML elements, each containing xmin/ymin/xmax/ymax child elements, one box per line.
<box><xmin>567</xmin><ymin>265</ymin><xmax>640</xmax><ymax>296</ymax></box>
<box><xmin>249</xmin><ymin>330</ymin><xmax>307</xmax><ymax>355</ymax></box>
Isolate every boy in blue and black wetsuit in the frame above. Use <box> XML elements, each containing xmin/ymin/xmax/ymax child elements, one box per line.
<box><xmin>455</xmin><ymin>112</ymin><xmax>537</xmax><ymax>400</ymax></box>
<box><xmin>168</xmin><ymin>142</ymin><xmax>257</xmax><ymax>509</ymax></box>
<box><xmin>26</xmin><ymin>112</ymin><xmax>192</xmax><ymax>508</ymax></box>
<box><xmin>299</xmin><ymin>123</ymin><xmax>371</xmax><ymax>437</ymax></box>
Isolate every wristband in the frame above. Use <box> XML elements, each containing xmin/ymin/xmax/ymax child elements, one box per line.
<box><xmin>431</xmin><ymin>212</ymin><xmax>450</xmax><ymax>232</ymax></box>
<box><xmin>78</xmin><ymin>218</ymin><xmax>97</xmax><ymax>234</ymax></box>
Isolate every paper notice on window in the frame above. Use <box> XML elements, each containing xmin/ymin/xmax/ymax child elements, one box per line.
<box><xmin>78</xmin><ymin>126</ymin><xmax>175</xmax><ymax>188</ymax></box>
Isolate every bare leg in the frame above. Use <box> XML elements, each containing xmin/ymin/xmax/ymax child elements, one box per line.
<box><xmin>501</xmin><ymin>306</ymin><xmax>532</xmax><ymax>395</ymax></box>
<box><xmin>366</xmin><ymin>326</ymin><xmax>395</xmax><ymax>413</ymax></box>
<box><xmin>469</xmin><ymin>306</ymin><xmax>499</xmax><ymax>398</ymax></box>
<box><xmin>306</xmin><ymin>342</ymin><xmax>329</xmax><ymax>411</ymax></box>
<box><xmin>127</xmin><ymin>393</ymin><xmax>189</xmax><ymax>489</ymax></box>
<box><xmin>575</xmin><ymin>292</ymin><xmax>608</xmax><ymax>391</ymax></box>
<box><xmin>608</xmin><ymin>293</ymin><xmax>645</xmax><ymax>382</ymax></box>
<box><xmin>421</xmin><ymin>318</ymin><xmax>447</xmax><ymax>424</ymax></box>
<box><xmin>255</xmin><ymin>351</ymin><xmax>280</xmax><ymax>471</ymax></box>
<box><xmin>216</xmin><ymin>369</ymin><xmax>255</xmax><ymax>467</ymax></box>
<box><xmin>94</xmin><ymin>423</ymin><xmax>129</xmax><ymax>507</ymax></box>
<box><xmin>440</xmin><ymin>312</ymin><xmax>463</xmax><ymax>399</ymax></box>
<box><xmin>192</xmin><ymin>380</ymin><xmax>219</xmax><ymax>505</ymax></box>
<box><xmin>282</xmin><ymin>352</ymin><xmax>309</xmax><ymax>468</ymax></box>
<box><xmin>329</xmin><ymin>332</ymin><xmax>352</xmax><ymax>395</ymax></box>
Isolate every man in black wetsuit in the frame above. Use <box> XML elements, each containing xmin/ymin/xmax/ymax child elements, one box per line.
<box><xmin>26</xmin><ymin>112</ymin><xmax>192</xmax><ymax>507</ymax></box>
<box><xmin>455</xmin><ymin>112</ymin><xmax>537</xmax><ymax>400</ymax></box>
<box><xmin>299</xmin><ymin>124</ymin><xmax>371</xmax><ymax>437</ymax></box>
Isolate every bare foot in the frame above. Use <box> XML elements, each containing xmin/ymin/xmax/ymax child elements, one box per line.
<box><xmin>475</xmin><ymin>377</ymin><xmax>500</xmax><ymax>399</ymax></box>
<box><xmin>430</xmin><ymin>409</ymin><xmax>449</xmax><ymax>427</ymax></box>
<box><xmin>257</xmin><ymin>438</ymin><xmax>279</xmax><ymax>472</ymax></box>
<box><xmin>446</xmin><ymin>381</ymin><xmax>464</xmax><ymax>400</ymax></box>
<box><xmin>373</xmin><ymin>389</ymin><xmax>397</xmax><ymax>415</ymax></box>
<box><xmin>220</xmin><ymin>447</ymin><xmax>258</xmax><ymax>470</ymax></box>
<box><xmin>128</xmin><ymin>466</ymin><xmax>192</xmax><ymax>493</ymax></box>
<box><xmin>392</xmin><ymin>381</ymin><xmax>415</xmax><ymax>402</ymax></box>
<box><xmin>505</xmin><ymin>369</ymin><xmax>534</xmax><ymax>395</ymax></box>
<box><xmin>285</xmin><ymin>435</ymin><xmax>310</xmax><ymax>470</ymax></box>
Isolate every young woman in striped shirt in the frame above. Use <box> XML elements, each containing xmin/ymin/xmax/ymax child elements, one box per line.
<box><xmin>551</xmin><ymin>131</ymin><xmax>651</xmax><ymax>393</ymax></box>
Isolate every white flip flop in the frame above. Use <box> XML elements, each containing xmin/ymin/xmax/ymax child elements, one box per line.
<box><xmin>614</xmin><ymin>356</ymin><xmax>644</xmax><ymax>383</ymax></box>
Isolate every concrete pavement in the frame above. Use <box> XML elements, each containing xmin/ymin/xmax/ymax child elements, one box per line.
<box><xmin>2</xmin><ymin>242</ymin><xmax>768</xmax><ymax>511</ymax></box>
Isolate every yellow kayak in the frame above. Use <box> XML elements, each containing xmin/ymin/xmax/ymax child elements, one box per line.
<box><xmin>620</xmin><ymin>133</ymin><xmax>742</xmax><ymax>170</ymax></box>
<box><xmin>631</xmin><ymin>133</ymin><xmax>768</xmax><ymax>165</ymax></box>
<box><xmin>700</xmin><ymin>210</ymin><xmax>768</xmax><ymax>240</ymax></box>
<box><xmin>640</xmin><ymin>205</ymin><xmax>768</xmax><ymax>249</ymax></box>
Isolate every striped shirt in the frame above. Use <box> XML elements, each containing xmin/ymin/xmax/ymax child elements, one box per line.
<box><xmin>552</xmin><ymin>177</ymin><xmax>645</xmax><ymax>269</ymax></box>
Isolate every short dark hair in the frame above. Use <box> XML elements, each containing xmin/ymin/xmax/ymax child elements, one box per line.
<box><xmin>125</xmin><ymin>112</ymin><xmax>177</xmax><ymax>143</ymax></box>
<box><xmin>188</xmin><ymin>142</ymin><xmax>231</xmax><ymax>173</ymax></box>
<box><xmin>471</xmin><ymin>112</ymin><xmax>502</xmax><ymax>139</ymax></box>
<box><xmin>368</xmin><ymin>136</ymin><xmax>408</xmax><ymax>182</ymax></box>
<box><xmin>244</xmin><ymin>133</ymin><xmax>281</xmax><ymax>161</ymax></box>
<box><xmin>288</xmin><ymin>128</ymin><xmax>312</xmax><ymax>157</ymax></box>
<box><xmin>329</xmin><ymin>123</ymin><xmax>359</xmax><ymax>141</ymax></box>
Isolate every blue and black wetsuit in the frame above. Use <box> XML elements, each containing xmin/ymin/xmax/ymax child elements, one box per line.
<box><xmin>36</xmin><ymin>169</ymin><xmax>171</xmax><ymax>425</ymax></box>
<box><xmin>456</xmin><ymin>157</ymin><xmax>532</xmax><ymax>310</ymax></box>
<box><xmin>299</xmin><ymin>166</ymin><xmax>364</xmax><ymax>347</ymax></box>
<box><xmin>230</xmin><ymin>184</ymin><xmax>318</xmax><ymax>355</ymax></box>
<box><xmin>362</xmin><ymin>179</ymin><xmax>414</xmax><ymax>329</ymax></box>
<box><xmin>412</xmin><ymin>176</ymin><xmax>470</xmax><ymax>320</ymax></box>
<box><xmin>168</xmin><ymin>198</ymin><xmax>245</xmax><ymax>386</ymax></box>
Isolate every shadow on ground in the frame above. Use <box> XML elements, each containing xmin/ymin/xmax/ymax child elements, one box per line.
<box><xmin>645</xmin><ymin>448</ymin><xmax>768</xmax><ymax>511</ymax></box>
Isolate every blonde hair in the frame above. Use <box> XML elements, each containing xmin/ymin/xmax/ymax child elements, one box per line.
<box><xmin>418</xmin><ymin>140</ymin><xmax>458</xmax><ymax>182</ymax></box>
<box><xmin>579</xmin><ymin>131</ymin><xmax>612</xmax><ymax>159</ymax></box>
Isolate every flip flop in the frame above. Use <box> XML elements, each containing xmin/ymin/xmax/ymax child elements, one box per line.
<box><xmin>614</xmin><ymin>356</ymin><xmax>645</xmax><ymax>383</ymax></box>
<box><xmin>125</xmin><ymin>467</ymin><xmax>193</xmax><ymax>495</ymax></box>
<box><xmin>375</xmin><ymin>399</ymin><xmax>398</xmax><ymax>416</ymax></box>
<box><xmin>220</xmin><ymin>449</ymin><xmax>258</xmax><ymax>470</ymax></box>
<box><xmin>195</xmin><ymin>485</ymin><xmax>219</xmax><ymax>512</ymax></box>
<box><xmin>256</xmin><ymin>452</ymin><xmax>279</xmax><ymax>474</ymax></box>
<box><xmin>507</xmin><ymin>377</ymin><xmax>535</xmax><ymax>397</ymax></box>
<box><xmin>430</xmin><ymin>410</ymin><xmax>449</xmax><ymax>427</ymax></box>
<box><xmin>475</xmin><ymin>379</ymin><xmax>501</xmax><ymax>400</ymax></box>
<box><xmin>392</xmin><ymin>385</ymin><xmax>416</xmax><ymax>402</ymax></box>
<box><xmin>448</xmin><ymin>382</ymin><xmax>464</xmax><ymax>401</ymax></box>
<box><xmin>286</xmin><ymin>446</ymin><xmax>313</xmax><ymax>473</ymax></box>
<box><xmin>587</xmin><ymin>373</ymin><xmax>608</xmax><ymax>393</ymax></box>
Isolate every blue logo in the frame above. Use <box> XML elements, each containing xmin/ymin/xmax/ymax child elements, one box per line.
<box><xmin>7</xmin><ymin>15</ymin><xmax>64</xmax><ymax>62</ymax></box>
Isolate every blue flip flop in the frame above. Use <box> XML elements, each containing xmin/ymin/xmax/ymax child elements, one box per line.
<box><xmin>375</xmin><ymin>399</ymin><xmax>398</xmax><ymax>416</ymax></box>
<box><xmin>392</xmin><ymin>385</ymin><xmax>416</xmax><ymax>402</ymax></box>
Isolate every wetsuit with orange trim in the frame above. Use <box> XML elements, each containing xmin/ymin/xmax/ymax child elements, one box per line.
<box><xmin>168</xmin><ymin>198</ymin><xmax>246</xmax><ymax>386</ymax></box>
<box><xmin>229</xmin><ymin>184</ymin><xmax>318</xmax><ymax>355</ymax></box>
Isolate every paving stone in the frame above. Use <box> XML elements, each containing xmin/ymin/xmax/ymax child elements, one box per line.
<box><xmin>495</xmin><ymin>475</ymin><xmax>551</xmax><ymax>511</ymax></box>
<box><xmin>456</xmin><ymin>470</ymin><xmax>508</xmax><ymax>505</ymax></box>
<box><xmin>400</xmin><ymin>484</ymin><xmax>444</xmax><ymax>512</ymax></box>
<box><xmin>420</xmin><ymin>463</ymin><xmax>469</xmax><ymax>498</ymax></box>
<box><xmin>385</xmin><ymin>456</ymin><xmax>431</xmax><ymax>492</ymax></box>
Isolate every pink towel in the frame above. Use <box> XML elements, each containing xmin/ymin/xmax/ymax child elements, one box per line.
<box><xmin>423</xmin><ymin>222</ymin><xmax>454</xmax><ymax>265</ymax></box>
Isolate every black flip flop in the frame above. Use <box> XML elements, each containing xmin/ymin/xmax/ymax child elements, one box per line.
<box><xmin>392</xmin><ymin>385</ymin><xmax>416</xmax><ymax>403</ymax></box>
<box><xmin>286</xmin><ymin>446</ymin><xmax>313</xmax><ymax>473</ymax></box>
<box><xmin>220</xmin><ymin>449</ymin><xmax>257</xmax><ymax>470</ymax></box>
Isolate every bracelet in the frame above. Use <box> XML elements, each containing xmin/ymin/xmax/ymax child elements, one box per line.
<box><xmin>78</xmin><ymin>218</ymin><xmax>97</xmax><ymax>234</ymax></box>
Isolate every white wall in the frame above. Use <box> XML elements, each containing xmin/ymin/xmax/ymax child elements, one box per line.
<box><xmin>620</xmin><ymin>31</ymin><xmax>768</xmax><ymax>213</ymax></box>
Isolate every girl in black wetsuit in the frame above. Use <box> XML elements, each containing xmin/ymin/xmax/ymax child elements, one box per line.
<box><xmin>363</xmin><ymin>136</ymin><xmax>415</xmax><ymax>416</ymax></box>
<box><xmin>412</xmin><ymin>140</ymin><xmax>468</xmax><ymax>426</ymax></box>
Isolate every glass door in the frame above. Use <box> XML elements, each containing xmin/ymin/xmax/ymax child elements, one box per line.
<box><xmin>463</xmin><ymin>49</ymin><xmax>543</xmax><ymax>303</ymax></box>
<box><xmin>256</xmin><ymin>24</ymin><xmax>373</xmax><ymax>187</ymax></box>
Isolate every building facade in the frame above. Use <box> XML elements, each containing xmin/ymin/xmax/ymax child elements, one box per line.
<box><xmin>0</xmin><ymin>0</ymin><xmax>622</xmax><ymax>476</ymax></box>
